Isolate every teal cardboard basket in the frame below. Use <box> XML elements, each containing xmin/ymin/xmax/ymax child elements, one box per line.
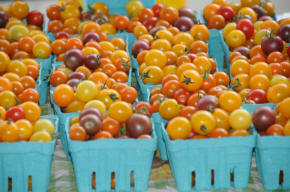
<box><xmin>35</xmin><ymin>55</ymin><xmax>52</xmax><ymax>104</ymax></box>
<box><xmin>161</xmin><ymin>120</ymin><xmax>256</xmax><ymax>191</ymax></box>
<box><xmin>152</xmin><ymin>113</ymin><xmax>168</xmax><ymax>161</ymax></box>
<box><xmin>50</xmin><ymin>59</ymin><xmax>133</xmax><ymax>161</ymax></box>
<box><xmin>256</xmin><ymin>135</ymin><xmax>290</xmax><ymax>190</ymax></box>
<box><xmin>82</xmin><ymin>0</ymin><xmax>155</xmax><ymax>15</ymax></box>
<box><xmin>65</xmin><ymin>114</ymin><xmax>157</xmax><ymax>192</ymax></box>
<box><xmin>0</xmin><ymin>115</ymin><xmax>58</xmax><ymax>192</ymax></box>
<box><xmin>208</xmin><ymin>29</ymin><xmax>229</xmax><ymax>72</ymax></box>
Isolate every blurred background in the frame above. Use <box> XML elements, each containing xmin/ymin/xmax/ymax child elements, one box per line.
<box><xmin>0</xmin><ymin>0</ymin><xmax>289</xmax><ymax>19</ymax></box>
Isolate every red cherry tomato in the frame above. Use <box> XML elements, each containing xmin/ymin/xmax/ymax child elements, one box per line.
<box><xmin>216</xmin><ymin>6</ymin><xmax>234</xmax><ymax>22</ymax></box>
<box><xmin>135</xmin><ymin>101</ymin><xmax>153</xmax><ymax>117</ymax></box>
<box><xmin>5</xmin><ymin>106</ymin><xmax>25</xmax><ymax>122</ymax></box>
<box><xmin>27</xmin><ymin>11</ymin><xmax>44</xmax><ymax>27</ymax></box>
<box><xmin>174</xmin><ymin>88</ymin><xmax>190</xmax><ymax>105</ymax></box>
<box><xmin>237</xmin><ymin>18</ymin><xmax>254</xmax><ymax>39</ymax></box>
<box><xmin>152</xmin><ymin>3</ymin><xmax>164</xmax><ymax>17</ymax></box>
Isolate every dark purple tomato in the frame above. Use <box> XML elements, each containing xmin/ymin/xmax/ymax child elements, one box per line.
<box><xmin>138</xmin><ymin>38</ymin><xmax>150</xmax><ymax>45</ymax></box>
<box><xmin>178</xmin><ymin>8</ymin><xmax>196</xmax><ymax>21</ymax></box>
<box><xmin>83</xmin><ymin>32</ymin><xmax>100</xmax><ymax>44</ymax></box>
<box><xmin>131</xmin><ymin>40</ymin><xmax>150</xmax><ymax>57</ymax></box>
<box><xmin>79</xmin><ymin>114</ymin><xmax>102</xmax><ymax>136</ymax></box>
<box><xmin>66</xmin><ymin>79</ymin><xmax>80</xmax><ymax>91</ymax></box>
<box><xmin>91</xmin><ymin>13</ymin><xmax>109</xmax><ymax>25</ymax></box>
<box><xmin>79</xmin><ymin>107</ymin><xmax>104</xmax><ymax>121</ymax></box>
<box><xmin>68</xmin><ymin>71</ymin><xmax>86</xmax><ymax>80</ymax></box>
<box><xmin>261</xmin><ymin>36</ymin><xmax>284</xmax><ymax>55</ymax></box>
<box><xmin>233</xmin><ymin>46</ymin><xmax>250</xmax><ymax>58</ymax></box>
<box><xmin>237</xmin><ymin>18</ymin><xmax>254</xmax><ymax>39</ymax></box>
<box><xmin>64</xmin><ymin>48</ymin><xmax>84</xmax><ymax>70</ymax></box>
<box><xmin>84</xmin><ymin>53</ymin><xmax>100</xmax><ymax>70</ymax></box>
<box><xmin>253</xmin><ymin>106</ymin><xmax>276</xmax><ymax>132</ymax></box>
<box><xmin>143</xmin><ymin>17</ymin><xmax>158</xmax><ymax>31</ymax></box>
<box><xmin>174</xmin><ymin>88</ymin><xmax>190</xmax><ymax>105</ymax></box>
<box><xmin>277</xmin><ymin>24</ymin><xmax>290</xmax><ymax>43</ymax></box>
<box><xmin>135</xmin><ymin>101</ymin><xmax>153</xmax><ymax>117</ymax></box>
<box><xmin>149</xmin><ymin>25</ymin><xmax>167</xmax><ymax>36</ymax></box>
<box><xmin>126</xmin><ymin>113</ymin><xmax>152</xmax><ymax>138</ymax></box>
<box><xmin>288</xmin><ymin>46</ymin><xmax>290</xmax><ymax>58</ymax></box>
<box><xmin>55</xmin><ymin>31</ymin><xmax>70</xmax><ymax>39</ymax></box>
<box><xmin>0</xmin><ymin>11</ymin><xmax>8</xmax><ymax>28</ymax></box>
<box><xmin>174</xmin><ymin>16</ymin><xmax>194</xmax><ymax>32</ymax></box>
<box><xmin>27</xmin><ymin>10</ymin><xmax>43</xmax><ymax>27</ymax></box>
<box><xmin>258</xmin><ymin>16</ymin><xmax>274</xmax><ymax>21</ymax></box>
<box><xmin>196</xmin><ymin>95</ymin><xmax>219</xmax><ymax>112</ymax></box>
<box><xmin>81</xmin><ymin>12</ymin><xmax>92</xmax><ymax>21</ymax></box>
<box><xmin>246</xmin><ymin>89</ymin><xmax>268</xmax><ymax>104</ymax></box>
<box><xmin>5</xmin><ymin>106</ymin><xmax>25</xmax><ymax>122</ymax></box>
<box><xmin>152</xmin><ymin>3</ymin><xmax>164</xmax><ymax>17</ymax></box>
<box><xmin>251</xmin><ymin>5</ymin><xmax>266</xmax><ymax>18</ymax></box>
<box><xmin>216</xmin><ymin>6</ymin><xmax>234</xmax><ymax>22</ymax></box>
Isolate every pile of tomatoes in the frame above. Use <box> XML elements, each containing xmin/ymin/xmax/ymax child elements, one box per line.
<box><xmin>0</xmin><ymin>1</ymin><xmax>51</xmax><ymax>59</ymax></box>
<box><xmin>47</xmin><ymin>0</ymin><xmax>150</xmax><ymax>35</ymax></box>
<box><xmin>253</xmin><ymin>97</ymin><xmax>290</xmax><ymax>136</ymax></box>
<box><xmin>0</xmin><ymin>53</ymin><xmax>42</xmax><ymax>108</ymax></box>
<box><xmin>203</xmin><ymin>0</ymin><xmax>275</xmax><ymax>30</ymax></box>
<box><xmin>69</xmin><ymin>101</ymin><xmax>153</xmax><ymax>140</ymax></box>
<box><xmin>0</xmin><ymin>101</ymin><xmax>55</xmax><ymax>142</ymax></box>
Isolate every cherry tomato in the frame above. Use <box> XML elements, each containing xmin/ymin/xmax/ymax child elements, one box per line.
<box><xmin>229</xmin><ymin>109</ymin><xmax>252</xmax><ymax>130</ymax></box>
<box><xmin>159</xmin><ymin>99</ymin><xmax>180</xmax><ymax>120</ymax></box>
<box><xmin>5</xmin><ymin>106</ymin><xmax>25</xmax><ymax>122</ymax></box>
<box><xmin>166</xmin><ymin>116</ymin><xmax>191</xmax><ymax>140</ymax></box>
<box><xmin>108</xmin><ymin>101</ymin><xmax>132</xmax><ymax>123</ymax></box>
<box><xmin>219</xmin><ymin>91</ymin><xmax>242</xmax><ymax>112</ymax></box>
<box><xmin>209</xmin><ymin>128</ymin><xmax>229</xmax><ymax>138</ymax></box>
<box><xmin>53</xmin><ymin>84</ymin><xmax>75</xmax><ymax>107</ymax></box>
<box><xmin>266</xmin><ymin>124</ymin><xmax>284</xmax><ymax>136</ymax></box>
<box><xmin>191</xmin><ymin>110</ymin><xmax>216</xmax><ymax>135</ymax></box>
<box><xmin>236</xmin><ymin>18</ymin><xmax>254</xmax><ymax>39</ymax></box>
<box><xmin>69</xmin><ymin>124</ymin><xmax>87</xmax><ymax>141</ymax></box>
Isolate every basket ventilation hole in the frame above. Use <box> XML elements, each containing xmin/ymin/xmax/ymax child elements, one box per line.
<box><xmin>230</xmin><ymin>172</ymin><xmax>234</xmax><ymax>182</ymax></box>
<box><xmin>211</xmin><ymin>170</ymin><xmax>214</xmax><ymax>185</ymax></box>
<box><xmin>191</xmin><ymin>171</ymin><xmax>195</xmax><ymax>187</ymax></box>
<box><xmin>92</xmin><ymin>172</ymin><xmax>96</xmax><ymax>189</ymax></box>
<box><xmin>111</xmin><ymin>172</ymin><xmax>115</xmax><ymax>190</ymax></box>
<box><xmin>28</xmin><ymin>176</ymin><xmax>32</xmax><ymax>191</ymax></box>
<box><xmin>8</xmin><ymin>178</ymin><xmax>12</xmax><ymax>191</ymax></box>
<box><xmin>279</xmin><ymin>170</ymin><xmax>284</xmax><ymax>185</ymax></box>
<box><xmin>130</xmin><ymin>171</ymin><xmax>135</xmax><ymax>188</ymax></box>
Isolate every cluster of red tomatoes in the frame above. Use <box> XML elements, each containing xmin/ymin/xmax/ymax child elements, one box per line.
<box><xmin>69</xmin><ymin>102</ymin><xmax>153</xmax><ymax>141</ymax></box>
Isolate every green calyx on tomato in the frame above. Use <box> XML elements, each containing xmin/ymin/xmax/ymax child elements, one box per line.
<box><xmin>200</xmin><ymin>125</ymin><xmax>207</xmax><ymax>132</ymax></box>
<box><xmin>181</xmin><ymin>74</ymin><xmax>193</xmax><ymax>85</ymax></box>
<box><xmin>202</xmin><ymin>67</ymin><xmax>211</xmax><ymax>80</ymax></box>
<box><xmin>119</xmin><ymin>57</ymin><xmax>130</xmax><ymax>72</ymax></box>
<box><xmin>231</xmin><ymin>78</ymin><xmax>241</xmax><ymax>88</ymax></box>
<box><xmin>141</xmin><ymin>70</ymin><xmax>150</xmax><ymax>80</ymax></box>
<box><xmin>109</xmin><ymin>93</ymin><xmax>119</xmax><ymax>101</ymax></box>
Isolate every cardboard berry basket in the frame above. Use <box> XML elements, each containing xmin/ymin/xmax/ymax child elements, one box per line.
<box><xmin>255</xmin><ymin>134</ymin><xmax>290</xmax><ymax>190</ymax></box>
<box><xmin>50</xmin><ymin>62</ymin><xmax>133</xmax><ymax>161</ymax></box>
<box><xmin>35</xmin><ymin>56</ymin><xmax>52</xmax><ymax>104</ymax></box>
<box><xmin>161</xmin><ymin>119</ymin><xmax>256</xmax><ymax>191</ymax></box>
<box><xmin>64</xmin><ymin>113</ymin><xmax>157</xmax><ymax>192</ymax></box>
<box><xmin>0</xmin><ymin>115</ymin><xmax>58</xmax><ymax>192</ymax></box>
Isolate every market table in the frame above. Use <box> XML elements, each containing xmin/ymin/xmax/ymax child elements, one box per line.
<box><xmin>47</xmin><ymin>140</ymin><xmax>285</xmax><ymax>192</ymax></box>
